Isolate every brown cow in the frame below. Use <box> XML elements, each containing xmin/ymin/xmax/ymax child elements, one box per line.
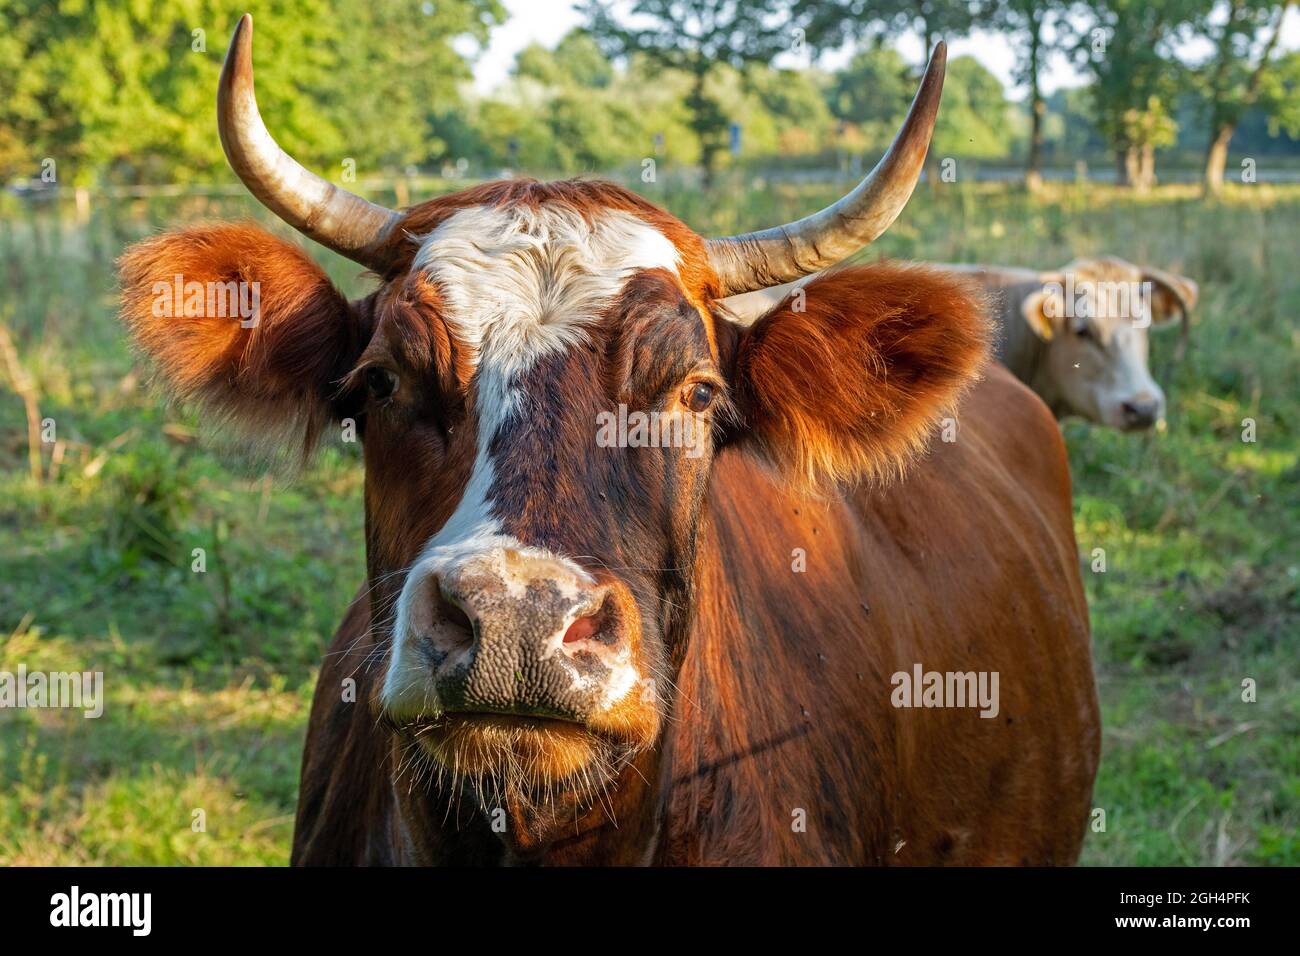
<box><xmin>119</xmin><ymin>16</ymin><xmax>1099</xmax><ymax>865</ymax></box>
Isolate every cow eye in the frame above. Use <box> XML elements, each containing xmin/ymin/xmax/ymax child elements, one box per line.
<box><xmin>683</xmin><ymin>382</ymin><xmax>715</xmax><ymax>413</ymax></box>
<box><xmin>365</xmin><ymin>367</ymin><xmax>399</xmax><ymax>401</ymax></box>
<box><xmin>1074</xmin><ymin>323</ymin><xmax>1093</xmax><ymax>340</ymax></box>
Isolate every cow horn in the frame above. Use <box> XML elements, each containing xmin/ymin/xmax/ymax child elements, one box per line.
<box><xmin>218</xmin><ymin>14</ymin><xmax>401</xmax><ymax>270</ymax></box>
<box><xmin>705</xmin><ymin>43</ymin><xmax>946</xmax><ymax>297</ymax></box>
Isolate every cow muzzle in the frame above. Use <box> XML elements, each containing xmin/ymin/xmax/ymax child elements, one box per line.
<box><xmin>379</xmin><ymin>546</ymin><xmax>655</xmax><ymax>754</ymax></box>
<box><xmin>382</xmin><ymin>546</ymin><xmax>656</xmax><ymax>785</ymax></box>
<box><xmin>422</xmin><ymin>551</ymin><xmax>636</xmax><ymax>723</ymax></box>
<box><xmin>1119</xmin><ymin>391</ymin><xmax>1164</xmax><ymax>431</ymax></box>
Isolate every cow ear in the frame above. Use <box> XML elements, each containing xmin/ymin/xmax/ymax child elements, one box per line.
<box><xmin>119</xmin><ymin>223</ymin><xmax>369</xmax><ymax>456</ymax></box>
<box><xmin>1021</xmin><ymin>274</ymin><xmax>1066</xmax><ymax>340</ymax></box>
<box><xmin>724</xmin><ymin>262</ymin><xmax>989</xmax><ymax>492</ymax></box>
<box><xmin>1147</xmin><ymin>270</ymin><xmax>1198</xmax><ymax>328</ymax></box>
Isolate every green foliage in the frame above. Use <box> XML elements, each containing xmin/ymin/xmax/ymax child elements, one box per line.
<box><xmin>583</xmin><ymin>0</ymin><xmax>804</xmax><ymax>174</ymax></box>
<box><xmin>1259</xmin><ymin>50</ymin><xmax>1300</xmax><ymax>139</ymax></box>
<box><xmin>741</xmin><ymin>64</ymin><xmax>835</xmax><ymax>156</ymax></box>
<box><xmin>516</xmin><ymin>29</ymin><xmax>613</xmax><ymax>89</ymax></box>
<box><xmin>0</xmin><ymin>0</ymin><xmax>503</xmax><ymax>184</ymax></box>
<box><xmin>934</xmin><ymin>56</ymin><xmax>1016</xmax><ymax>159</ymax></box>
<box><xmin>1122</xmin><ymin>95</ymin><xmax>1180</xmax><ymax>151</ymax></box>
<box><xmin>827</xmin><ymin>48</ymin><xmax>1015</xmax><ymax>161</ymax></box>
<box><xmin>1071</xmin><ymin>0</ymin><xmax>1195</xmax><ymax>154</ymax></box>
<box><xmin>449</xmin><ymin>33</ymin><xmax>842</xmax><ymax>173</ymax></box>
<box><xmin>796</xmin><ymin>0</ymin><xmax>977</xmax><ymax>53</ymax></box>
<box><xmin>447</xmin><ymin>58</ymin><xmax>658</xmax><ymax>172</ymax></box>
<box><xmin>1189</xmin><ymin>0</ymin><xmax>1294</xmax><ymax>133</ymax></box>
<box><xmin>826</xmin><ymin>46</ymin><xmax>917</xmax><ymax>146</ymax></box>
<box><xmin>324</xmin><ymin>0</ymin><xmax>504</xmax><ymax>173</ymax></box>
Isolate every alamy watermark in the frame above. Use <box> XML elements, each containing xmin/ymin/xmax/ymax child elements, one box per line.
<box><xmin>0</xmin><ymin>665</ymin><xmax>104</xmax><ymax>718</ymax></box>
<box><xmin>1042</xmin><ymin>275</ymin><xmax>1154</xmax><ymax>327</ymax></box>
<box><xmin>890</xmin><ymin>663</ymin><xmax>999</xmax><ymax>719</ymax></box>
<box><xmin>50</xmin><ymin>886</ymin><xmax>150</xmax><ymax>936</ymax></box>
<box><xmin>151</xmin><ymin>274</ymin><xmax>261</xmax><ymax>327</ymax></box>
<box><xmin>595</xmin><ymin>404</ymin><xmax>707</xmax><ymax>459</ymax></box>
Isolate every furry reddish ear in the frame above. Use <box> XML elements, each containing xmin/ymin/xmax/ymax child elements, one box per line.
<box><xmin>724</xmin><ymin>262</ymin><xmax>990</xmax><ymax>491</ymax></box>
<box><xmin>119</xmin><ymin>223</ymin><xmax>367</xmax><ymax>455</ymax></box>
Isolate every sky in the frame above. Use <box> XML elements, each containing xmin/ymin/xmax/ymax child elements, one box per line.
<box><xmin>469</xmin><ymin>0</ymin><xmax>1300</xmax><ymax>100</ymax></box>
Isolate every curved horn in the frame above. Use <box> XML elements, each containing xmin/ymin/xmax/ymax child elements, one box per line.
<box><xmin>705</xmin><ymin>43</ymin><xmax>947</xmax><ymax>297</ymax></box>
<box><xmin>218</xmin><ymin>14</ymin><xmax>401</xmax><ymax>270</ymax></box>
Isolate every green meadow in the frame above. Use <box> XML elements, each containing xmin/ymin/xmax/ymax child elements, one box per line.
<box><xmin>1</xmin><ymin>179</ymin><xmax>1296</xmax><ymax>864</ymax></box>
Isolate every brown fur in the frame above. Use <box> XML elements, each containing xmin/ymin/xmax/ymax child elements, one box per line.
<box><xmin>726</xmin><ymin>264</ymin><xmax>989</xmax><ymax>492</ymax></box>
<box><xmin>118</xmin><ymin>223</ymin><xmax>367</xmax><ymax>455</ymax></box>
<box><xmin>667</xmin><ymin>369</ymin><xmax>1095</xmax><ymax>864</ymax></box>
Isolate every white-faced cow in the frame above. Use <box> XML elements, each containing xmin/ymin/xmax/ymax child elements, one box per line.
<box><xmin>975</xmin><ymin>257</ymin><xmax>1197</xmax><ymax>429</ymax></box>
<box><xmin>119</xmin><ymin>16</ymin><xmax>1099</xmax><ymax>865</ymax></box>
<box><xmin>727</xmin><ymin>257</ymin><xmax>1198</xmax><ymax>432</ymax></box>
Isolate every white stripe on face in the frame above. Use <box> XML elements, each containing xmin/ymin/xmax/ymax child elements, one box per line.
<box><xmin>381</xmin><ymin>204</ymin><xmax>680</xmax><ymax>716</ymax></box>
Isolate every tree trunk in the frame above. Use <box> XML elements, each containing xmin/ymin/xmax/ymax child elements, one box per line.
<box><xmin>1138</xmin><ymin>143</ymin><xmax>1156</xmax><ymax>193</ymax></box>
<box><xmin>1026</xmin><ymin>94</ymin><xmax>1045</xmax><ymax>192</ymax></box>
<box><xmin>699</xmin><ymin>143</ymin><xmax>719</xmax><ymax>189</ymax></box>
<box><xmin>1025</xmin><ymin>14</ymin><xmax>1045</xmax><ymax>192</ymax></box>
<box><xmin>1116</xmin><ymin>147</ymin><xmax>1134</xmax><ymax>187</ymax></box>
<box><xmin>1201</xmin><ymin>3</ymin><xmax>1286</xmax><ymax>198</ymax></box>
<box><xmin>686</xmin><ymin>69</ymin><xmax>716</xmax><ymax>188</ymax></box>
<box><xmin>1204</xmin><ymin>123</ymin><xmax>1235</xmax><ymax>196</ymax></box>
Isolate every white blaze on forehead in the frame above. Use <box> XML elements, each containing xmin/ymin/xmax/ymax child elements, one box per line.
<box><xmin>412</xmin><ymin>203</ymin><xmax>680</xmax><ymax>394</ymax></box>
<box><xmin>382</xmin><ymin>203</ymin><xmax>676</xmax><ymax>716</ymax></box>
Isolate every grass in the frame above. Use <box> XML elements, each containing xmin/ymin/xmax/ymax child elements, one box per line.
<box><xmin>0</xmin><ymin>177</ymin><xmax>1296</xmax><ymax>865</ymax></box>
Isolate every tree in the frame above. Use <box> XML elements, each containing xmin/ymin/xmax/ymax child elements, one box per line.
<box><xmin>0</xmin><ymin>0</ymin><xmax>502</xmax><ymax>185</ymax></box>
<box><xmin>933</xmin><ymin>56</ymin><xmax>1015</xmax><ymax>160</ymax></box>
<box><xmin>1257</xmin><ymin>50</ymin><xmax>1300</xmax><ymax>141</ymax></box>
<box><xmin>794</xmin><ymin>0</ymin><xmax>977</xmax><ymax>57</ymax></box>
<box><xmin>740</xmin><ymin>63</ymin><xmax>835</xmax><ymax>157</ymax></box>
<box><xmin>1071</xmin><ymin>0</ymin><xmax>1195</xmax><ymax>191</ymax></box>
<box><xmin>826</xmin><ymin>45</ymin><xmax>918</xmax><ymax>149</ymax></box>
<box><xmin>516</xmin><ymin>29</ymin><xmax>615</xmax><ymax>89</ymax></box>
<box><xmin>582</xmin><ymin>0</ymin><xmax>803</xmax><ymax>182</ymax></box>
<box><xmin>1040</xmin><ymin>85</ymin><xmax>1109</xmax><ymax>162</ymax></box>
<box><xmin>323</xmin><ymin>0</ymin><xmax>504</xmax><ymax>173</ymax></box>
<box><xmin>827</xmin><ymin>47</ymin><xmax>1012</xmax><ymax>161</ymax></box>
<box><xmin>797</xmin><ymin>0</ymin><xmax>979</xmax><ymax>184</ymax></box>
<box><xmin>1191</xmin><ymin>0</ymin><xmax>1295</xmax><ymax>196</ymax></box>
<box><xmin>450</xmin><ymin>36</ymin><xmax>691</xmax><ymax>174</ymax></box>
<box><xmin>986</xmin><ymin>0</ymin><xmax>1068</xmax><ymax>189</ymax></box>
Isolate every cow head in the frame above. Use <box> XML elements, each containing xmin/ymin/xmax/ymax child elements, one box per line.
<box><xmin>1019</xmin><ymin>256</ymin><xmax>1197</xmax><ymax>430</ymax></box>
<box><xmin>119</xmin><ymin>16</ymin><xmax>987</xmax><ymax>852</ymax></box>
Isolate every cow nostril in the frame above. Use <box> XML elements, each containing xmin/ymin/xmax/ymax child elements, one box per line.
<box><xmin>563</xmin><ymin>613</ymin><xmax>600</xmax><ymax>644</ymax></box>
<box><xmin>562</xmin><ymin>597</ymin><xmax>619</xmax><ymax>647</ymax></box>
<box><xmin>1121</xmin><ymin>399</ymin><xmax>1157</xmax><ymax>427</ymax></box>
<box><xmin>431</xmin><ymin>586</ymin><xmax>475</xmax><ymax>652</ymax></box>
